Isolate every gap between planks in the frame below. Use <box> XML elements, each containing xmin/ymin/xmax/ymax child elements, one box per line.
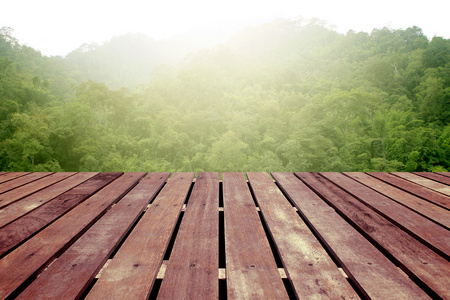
<box><xmin>93</xmin><ymin>260</ymin><xmax>289</xmax><ymax>280</ymax></box>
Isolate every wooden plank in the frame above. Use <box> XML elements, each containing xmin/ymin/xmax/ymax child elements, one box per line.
<box><xmin>273</xmin><ymin>172</ymin><xmax>429</xmax><ymax>299</ymax></box>
<box><xmin>0</xmin><ymin>172</ymin><xmax>52</xmax><ymax>194</ymax></box>
<box><xmin>0</xmin><ymin>172</ymin><xmax>98</xmax><ymax>227</ymax></box>
<box><xmin>344</xmin><ymin>172</ymin><xmax>450</xmax><ymax>229</ymax></box>
<box><xmin>295</xmin><ymin>172</ymin><xmax>450</xmax><ymax>299</ymax></box>
<box><xmin>0</xmin><ymin>173</ymin><xmax>122</xmax><ymax>257</ymax></box>
<box><xmin>223</xmin><ymin>172</ymin><xmax>288</xmax><ymax>299</ymax></box>
<box><xmin>157</xmin><ymin>172</ymin><xmax>219</xmax><ymax>300</ymax></box>
<box><xmin>0</xmin><ymin>172</ymin><xmax>75</xmax><ymax>208</ymax></box>
<box><xmin>247</xmin><ymin>172</ymin><xmax>357</xmax><ymax>299</ymax></box>
<box><xmin>368</xmin><ymin>172</ymin><xmax>450</xmax><ymax>210</ymax></box>
<box><xmin>437</xmin><ymin>172</ymin><xmax>450</xmax><ymax>178</ymax></box>
<box><xmin>0</xmin><ymin>172</ymin><xmax>30</xmax><ymax>184</ymax></box>
<box><xmin>322</xmin><ymin>172</ymin><xmax>450</xmax><ymax>259</ymax></box>
<box><xmin>86</xmin><ymin>172</ymin><xmax>194</xmax><ymax>300</ymax></box>
<box><xmin>392</xmin><ymin>172</ymin><xmax>450</xmax><ymax>196</ymax></box>
<box><xmin>18</xmin><ymin>173</ymin><xmax>170</xmax><ymax>300</ymax></box>
<box><xmin>414</xmin><ymin>172</ymin><xmax>450</xmax><ymax>185</ymax></box>
<box><xmin>0</xmin><ymin>172</ymin><xmax>145</xmax><ymax>299</ymax></box>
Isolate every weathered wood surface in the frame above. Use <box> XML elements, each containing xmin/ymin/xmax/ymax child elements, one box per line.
<box><xmin>18</xmin><ymin>172</ymin><xmax>170</xmax><ymax>299</ymax></box>
<box><xmin>368</xmin><ymin>172</ymin><xmax>450</xmax><ymax>209</ymax></box>
<box><xmin>274</xmin><ymin>172</ymin><xmax>430</xmax><ymax>299</ymax></box>
<box><xmin>0</xmin><ymin>172</ymin><xmax>122</xmax><ymax>256</ymax></box>
<box><xmin>0</xmin><ymin>172</ymin><xmax>145</xmax><ymax>299</ymax></box>
<box><xmin>0</xmin><ymin>172</ymin><xmax>98</xmax><ymax>228</ymax></box>
<box><xmin>0</xmin><ymin>172</ymin><xmax>29</xmax><ymax>184</ymax></box>
<box><xmin>414</xmin><ymin>172</ymin><xmax>450</xmax><ymax>185</ymax></box>
<box><xmin>345</xmin><ymin>172</ymin><xmax>450</xmax><ymax>228</ymax></box>
<box><xmin>321</xmin><ymin>172</ymin><xmax>450</xmax><ymax>259</ymax></box>
<box><xmin>0</xmin><ymin>172</ymin><xmax>56</xmax><ymax>205</ymax></box>
<box><xmin>157</xmin><ymin>172</ymin><xmax>219</xmax><ymax>299</ymax></box>
<box><xmin>248</xmin><ymin>172</ymin><xmax>357</xmax><ymax>299</ymax></box>
<box><xmin>0</xmin><ymin>172</ymin><xmax>48</xmax><ymax>194</ymax></box>
<box><xmin>296</xmin><ymin>172</ymin><xmax>449</xmax><ymax>299</ymax></box>
<box><xmin>392</xmin><ymin>172</ymin><xmax>450</xmax><ymax>196</ymax></box>
<box><xmin>86</xmin><ymin>172</ymin><xmax>195</xmax><ymax>300</ymax></box>
<box><xmin>0</xmin><ymin>172</ymin><xmax>449</xmax><ymax>299</ymax></box>
<box><xmin>223</xmin><ymin>172</ymin><xmax>288</xmax><ymax>299</ymax></box>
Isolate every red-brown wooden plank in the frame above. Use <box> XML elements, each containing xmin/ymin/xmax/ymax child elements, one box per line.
<box><xmin>0</xmin><ymin>172</ymin><xmax>145</xmax><ymax>299</ymax></box>
<box><xmin>345</xmin><ymin>172</ymin><xmax>450</xmax><ymax>229</ymax></box>
<box><xmin>0</xmin><ymin>172</ymin><xmax>122</xmax><ymax>257</ymax></box>
<box><xmin>414</xmin><ymin>172</ymin><xmax>450</xmax><ymax>185</ymax></box>
<box><xmin>273</xmin><ymin>172</ymin><xmax>429</xmax><ymax>299</ymax></box>
<box><xmin>0</xmin><ymin>172</ymin><xmax>98</xmax><ymax>227</ymax></box>
<box><xmin>438</xmin><ymin>172</ymin><xmax>450</xmax><ymax>178</ymax></box>
<box><xmin>0</xmin><ymin>172</ymin><xmax>75</xmax><ymax>208</ymax></box>
<box><xmin>368</xmin><ymin>172</ymin><xmax>450</xmax><ymax>210</ymax></box>
<box><xmin>157</xmin><ymin>172</ymin><xmax>219</xmax><ymax>299</ymax></box>
<box><xmin>0</xmin><ymin>172</ymin><xmax>30</xmax><ymax>184</ymax></box>
<box><xmin>296</xmin><ymin>172</ymin><xmax>450</xmax><ymax>299</ymax></box>
<box><xmin>86</xmin><ymin>172</ymin><xmax>194</xmax><ymax>300</ymax></box>
<box><xmin>392</xmin><ymin>172</ymin><xmax>450</xmax><ymax>196</ymax></box>
<box><xmin>0</xmin><ymin>172</ymin><xmax>52</xmax><ymax>195</ymax></box>
<box><xmin>18</xmin><ymin>173</ymin><xmax>170</xmax><ymax>300</ymax></box>
<box><xmin>223</xmin><ymin>172</ymin><xmax>288</xmax><ymax>299</ymax></box>
<box><xmin>322</xmin><ymin>172</ymin><xmax>450</xmax><ymax>259</ymax></box>
<box><xmin>247</xmin><ymin>172</ymin><xmax>357</xmax><ymax>299</ymax></box>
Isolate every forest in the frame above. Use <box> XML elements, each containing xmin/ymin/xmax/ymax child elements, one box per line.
<box><xmin>0</xmin><ymin>19</ymin><xmax>449</xmax><ymax>172</ymax></box>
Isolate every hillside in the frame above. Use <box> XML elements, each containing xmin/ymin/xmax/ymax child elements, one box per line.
<box><xmin>0</xmin><ymin>19</ymin><xmax>449</xmax><ymax>172</ymax></box>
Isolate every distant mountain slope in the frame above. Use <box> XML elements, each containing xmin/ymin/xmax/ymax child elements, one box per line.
<box><xmin>65</xmin><ymin>32</ymin><xmax>226</xmax><ymax>89</ymax></box>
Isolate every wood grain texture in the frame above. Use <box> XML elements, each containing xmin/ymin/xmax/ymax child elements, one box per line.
<box><xmin>0</xmin><ymin>172</ymin><xmax>52</xmax><ymax>195</ymax></box>
<box><xmin>17</xmin><ymin>173</ymin><xmax>170</xmax><ymax>300</ymax></box>
<box><xmin>273</xmin><ymin>172</ymin><xmax>430</xmax><ymax>299</ymax></box>
<box><xmin>0</xmin><ymin>172</ymin><xmax>75</xmax><ymax>208</ymax></box>
<box><xmin>0</xmin><ymin>172</ymin><xmax>98</xmax><ymax>227</ymax></box>
<box><xmin>0</xmin><ymin>172</ymin><xmax>30</xmax><ymax>184</ymax></box>
<box><xmin>0</xmin><ymin>172</ymin><xmax>448</xmax><ymax>299</ymax></box>
<box><xmin>392</xmin><ymin>172</ymin><xmax>450</xmax><ymax>196</ymax></box>
<box><xmin>157</xmin><ymin>172</ymin><xmax>219</xmax><ymax>300</ymax></box>
<box><xmin>223</xmin><ymin>172</ymin><xmax>288</xmax><ymax>300</ymax></box>
<box><xmin>344</xmin><ymin>172</ymin><xmax>450</xmax><ymax>228</ymax></box>
<box><xmin>437</xmin><ymin>172</ymin><xmax>450</xmax><ymax>178</ymax></box>
<box><xmin>413</xmin><ymin>172</ymin><xmax>450</xmax><ymax>185</ymax></box>
<box><xmin>322</xmin><ymin>172</ymin><xmax>450</xmax><ymax>258</ymax></box>
<box><xmin>86</xmin><ymin>172</ymin><xmax>195</xmax><ymax>300</ymax></box>
<box><xmin>0</xmin><ymin>172</ymin><xmax>122</xmax><ymax>256</ymax></box>
<box><xmin>0</xmin><ymin>172</ymin><xmax>145</xmax><ymax>299</ymax></box>
<box><xmin>247</xmin><ymin>172</ymin><xmax>357</xmax><ymax>299</ymax></box>
<box><xmin>367</xmin><ymin>172</ymin><xmax>450</xmax><ymax>209</ymax></box>
<box><xmin>296</xmin><ymin>172</ymin><xmax>449</xmax><ymax>299</ymax></box>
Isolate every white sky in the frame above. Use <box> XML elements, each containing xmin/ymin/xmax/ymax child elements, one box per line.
<box><xmin>2</xmin><ymin>0</ymin><xmax>449</xmax><ymax>56</ymax></box>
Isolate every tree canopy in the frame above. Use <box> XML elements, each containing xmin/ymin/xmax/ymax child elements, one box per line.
<box><xmin>0</xmin><ymin>21</ymin><xmax>449</xmax><ymax>172</ymax></box>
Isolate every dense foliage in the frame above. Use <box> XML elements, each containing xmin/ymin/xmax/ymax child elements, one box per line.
<box><xmin>0</xmin><ymin>19</ymin><xmax>449</xmax><ymax>172</ymax></box>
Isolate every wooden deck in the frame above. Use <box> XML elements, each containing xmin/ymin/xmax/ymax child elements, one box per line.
<box><xmin>0</xmin><ymin>172</ymin><xmax>449</xmax><ymax>299</ymax></box>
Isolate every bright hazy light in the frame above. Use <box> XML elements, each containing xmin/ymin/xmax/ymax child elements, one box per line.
<box><xmin>2</xmin><ymin>0</ymin><xmax>449</xmax><ymax>56</ymax></box>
